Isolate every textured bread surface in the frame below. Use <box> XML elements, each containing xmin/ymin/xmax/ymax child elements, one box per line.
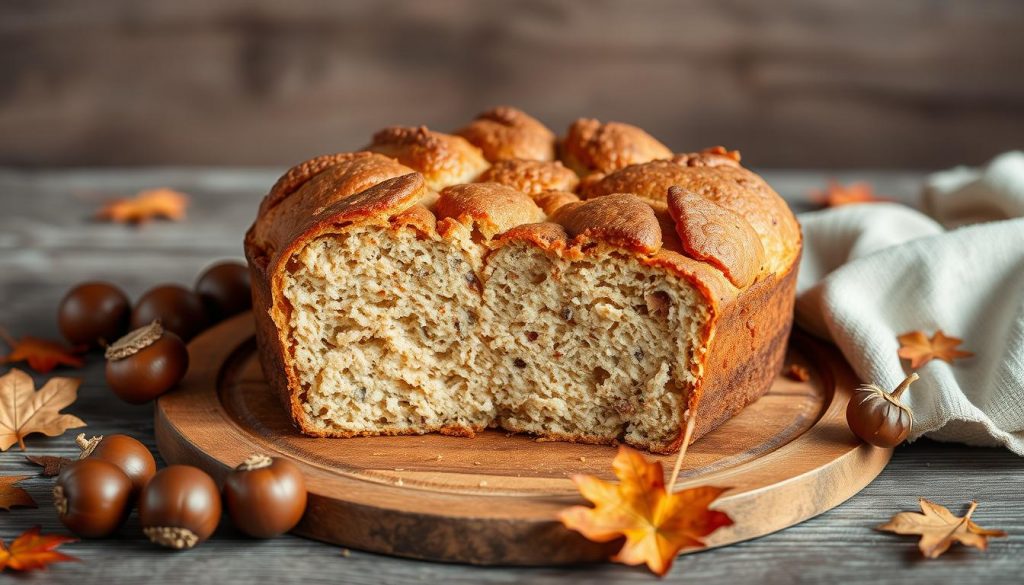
<box><xmin>245</xmin><ymin>107</ymin><xmax>801</xmax><ymax>453</ymax></box>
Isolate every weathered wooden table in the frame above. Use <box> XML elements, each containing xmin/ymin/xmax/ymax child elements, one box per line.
<box><xmin>1</xmin><ymin>168</ymin><xmax>1020</xmax><ymax>584</ymax></box>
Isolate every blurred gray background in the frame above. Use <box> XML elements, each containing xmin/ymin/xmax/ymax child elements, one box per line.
<box><xmin>2</xmin><ymin>0</ymin><xmax>1022</xmax><ymax>169</ymax></box>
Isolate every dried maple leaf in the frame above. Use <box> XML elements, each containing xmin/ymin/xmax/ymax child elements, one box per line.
<box><xmin>559</xmin><ymin>446</ymin><xmax>733</xmax><ymax>576</ymax></box>
<box><xmin>0</xmin><ymin>526</ymin><xmax>78</xmax><ymax>572</ymax></box>
<box><xmin>24</xmin><ymin>455</ymin><xmax>73</xmax><ymax>477</ymax></box>
<box><xmin>0</xmin><ymin>369</ymin><xmax>86</xmax><ymax>451</ymax></box>
<box><xmin>95</xmin><ymin>187</ymin><xmax>189</xmax><ymax>224</ymax></box>
<box><xmin>878</xmin><ymin>499</ymin><xmax>1006</xmax><ymax>558</ymax></box>
<box><xmin>0</xmin><ymin>328</ymin><xmax>85</xmax><ymax>374</ymax></box>
<box><xmin>0</xmin><ymin>475</ymin><xmax>37</xmax><ymax>510</ymax></box>
<box><xmin>897</xmin><ymin>330</ymin><xmax>974</xmax><ymax>369</ymax></box>
<box><xmin>811</xmin><ymin>180</ymin><xmax>887</xmax><ymax>208</ymax></box>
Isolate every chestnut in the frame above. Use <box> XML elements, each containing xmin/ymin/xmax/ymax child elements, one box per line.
<box><xmin>77</xmin><ymin>433</ymin><xmax>156</xmax><ymax>497</ymax></box>
<box><xmin>195</xmin><ymin>261</ymin><xmax>252</xmax><ymax>323</ymax></box>
<box><xmin>223</xmin><ymin>454</ymin><xmax>307</xmax><ymax>538</ymax></box>
<box><xmin>131</xmin><ymin>284</ymin><xmax>208</xmax><ymax>342</ymax></box>
<box><xmin>54</xmin><ymin>458</ymin><xmax>133</xmax><ymax>538</ymax></box>
<box><xmin>847</xmin><ymin>373</ymin><xmax>918</xmax><ymax>448</ymax></box>
<box><xmin>139</xmin><ymin>465</ymin><xmax>221</xmax><ymax>549</ymax></box>
<box><xmin>57</xmin><ymin>281</ymin><xmax>131</xmax><ymax>347</ymax></box>
<box><xmin>105</xmin><ymin>321</ymin><xmax>189</xmax><ymax>404</ymax></box>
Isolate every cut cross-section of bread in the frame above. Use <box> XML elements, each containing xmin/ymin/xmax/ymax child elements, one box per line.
<box><xmin>245</xmin><ymin>108</ymin><xmax>801</xmax><ymax>453</ymax></box>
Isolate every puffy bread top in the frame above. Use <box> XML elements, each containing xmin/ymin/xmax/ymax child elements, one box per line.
<box><xmin>456</xmin><ymin>106</ymin><xmax>557</xmax><ymax>162</ymax></box>
<box><xmin>246</xmin><ymin>108</ymin><xmax>801</xmax><ymax>307</ymax></box>
<box><xmin>476</xmin><ymin>159</ymin><xmax>579</xmax><ymax>195</ymax></box>
<box><xmin>365</xmin><ymin>126</ymin><xmax>490</xmax><ymax>191</ymax></box>
<box><xmin>560</xmin><ymin>118</ymin><xmax>674</xmax><ymax>175</ymax></box>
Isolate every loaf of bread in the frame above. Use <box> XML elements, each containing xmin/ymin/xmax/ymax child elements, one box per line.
<box><xmin>244</xmin><ymin>107</ymin><xmax>801</xmax><ymax>454</ymax></box>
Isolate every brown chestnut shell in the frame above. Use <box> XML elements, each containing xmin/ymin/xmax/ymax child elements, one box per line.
<box><xmin>131</xmin><ymin>284</ymin><xmax>209</xmax><ymax>342</ymax></box>
<box><xmin>139</xmin><ymin>465</ymin><xmax>221</xmax><ymax>549</ymax></box>
<box><xmin>105</xmin><ymin>322</ymin><xmax>189</xmax><ymax>404</ymax></box>
<box><xmin>195</xmin><ymin>261</ymin><xmax>252</xmax><ymax>323</ymax></box>
<box><xmin>223</xmin><ymin>454</ymin><xmax>307</xmax><ymax>538</ymax></box>
<box><xmin>846</xmin><ymin>373</ymin><xmax>918</xmax><ymax>448</ymax></box>
<box><xmin>78</xmin><ymin>433</ymin><xmax>156</xmax><ymax>498</ymax></box>
<box><xmin>57</xmin><ymin>281</ymin><xmax>131</xmax><ymax>347</ymax></box>
<box><xmin>54</xmin><ymin>458</ymin><xmax>133</xmax><ymax>538</ymax></box>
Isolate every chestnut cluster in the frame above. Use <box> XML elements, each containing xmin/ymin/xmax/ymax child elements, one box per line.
<box><xmin>56</xmin><ymin>261</ymin><xmax>251</xmax><ymax>404</ymax></box>
<box><xmin>54</xmin><ymin>436</ymin><xmax>307</xmax><ymax>548</ymax></box>
<box><xmin>59</xmin><ymin>260</ymin><xmax>250</xmax><ymax>347</ymax></box>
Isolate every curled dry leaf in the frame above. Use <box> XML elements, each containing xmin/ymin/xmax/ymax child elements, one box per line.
<box><xmin>811</xmin><ymin>181</ymin><xmax>888</xmax><ymax>208</ymax></box>
<box><xmin>878</xmin><ymin>498</ymin><xmax>1006</xmax><ymax>558</ymax></box>
<box><xmin>24</xmin><ymin>455</ymin><xmax>74</xmax><ymax>477</ymax></box>
<box><xmin>0</xmin><ymin>526</ymin><xmax>78</xmax><ymax>572</ymax></box>
<box><xmin>0</xmin><ymin>328</ymin><xmax>85</xmax><ymax>374</ymax></box>
<box><xmin>897</xmin><ymin>330</ymin><xmax>974</xmax><ymax>369</ymax></box>
<box><xmin>558</xmin><ymin>446</ymin><xmax>733</xmax><ymax>576</ymax></box>
<box><xmin>95</xmin><ymin>188</ymin><xmax>189</xmax><ymax>224</ymax></box>
<box><xmin>0</xmin><ymin>369</ymin><xmax>86</xmax><ymax>451</ymax></box>
<box><xmin>0</xmin><ymin>475</ymin><xmax>37</xmax><ymax>510</ymax></box>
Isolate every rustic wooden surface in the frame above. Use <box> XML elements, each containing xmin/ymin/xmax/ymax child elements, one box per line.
<box><xmin>1</xmin><ymin>168</ymin><xmax>1021</xmax><ymax>583</ymax></box>
<box><xmin>3</xmin><ymin>0</ymin><xmax>1024</xmax><ymax>169</ymax></box>
<box><xmin>156</xmin><ymin>316</ymin><xmax>890</xmax><ymax>564</ymax></box>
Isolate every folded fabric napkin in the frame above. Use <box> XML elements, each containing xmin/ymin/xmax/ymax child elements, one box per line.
<box><xmin>796</xmin><ymin>152</ymin><xmax>1024</xmax><ymax>454</ymax></box>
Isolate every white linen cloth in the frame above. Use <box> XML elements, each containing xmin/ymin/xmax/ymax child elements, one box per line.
<box><xmin>795</xmin><ymin>152</ymin><xmax>1024</xmax><ymax>454</ymax></box>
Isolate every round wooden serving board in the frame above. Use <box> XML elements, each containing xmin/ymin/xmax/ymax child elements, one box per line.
<box><xmin>155</xmin><ymin>313</ymin><xmax>891</xmax><ymax>565</ymax></box>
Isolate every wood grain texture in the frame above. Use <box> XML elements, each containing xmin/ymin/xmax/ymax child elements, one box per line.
<box><xmin>1</xmin><ymin>0</ymin><xmax>1024</xmax><ymax>169</ymax></box>
<box><xmin>154</xmin><ymin>315</ymin><xmax>889</xmax><ymax>564</ymax></box>
<box><xmin>1</xmin><ymin>168</ymin><xmax>1021</xmax><ymax>583</ymax></box>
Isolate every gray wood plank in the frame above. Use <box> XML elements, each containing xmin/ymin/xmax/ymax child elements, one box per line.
<box><xmin>2</xmin><ymin>0</ymin><xmax>1023</xmax><ymax>169</ymax></box>
<box><xmin>1</xmin><ymin>168</ymin><xmax>1021</xmax><ymax>584</ymax></box>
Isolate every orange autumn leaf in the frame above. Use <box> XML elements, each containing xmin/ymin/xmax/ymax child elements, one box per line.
<box><xmin>559</xmin><ymin>446</ymin><xmax>733</xmax><ymax>576</ymax></box>
<box><xmin>0</xmin><ymin>475</ymin><xmax>37</xmax><ymax>510</ymax></box>
<box><xmin>897</xmin><ymin>330</ymin><xmax>974</xmax><ymax>369</ymax></box>
<box><xmin>878</xmin><ymin>499</ymin><xmax>1006</xmax><ymax>558</ymax></box>
<box><xmin>0</xmin><ymin>328</ymin><xmax>85</xmax><ymax>374</ymax></box>
<box><xmin>95</xmin><ymin>188</ymin><xmax>189</xmax><ymax>224</ymax></box>
<box><xmin>0</xmin><ymin>369</ymin><xmax>86</xmax><ymax>452</ymax></box>
<box><xmin>0</xmin><ymin>526</ymin><xmax>78</xmax><ymax>572</ymax></box>
<box><xmin>811</xmin><ymin>181</ymin><xmax>888</xmax><ymax>208</ymax></box>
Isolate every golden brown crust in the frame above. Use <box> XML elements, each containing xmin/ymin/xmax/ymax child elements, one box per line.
<box><xmin>688</xmin><ymin>258</ymin><xmax>798</xmax><ymax>444</ymax></box>
<box><xmin>552</xmin><ymin>194</ymin><xmax>662</xmax><ymax>255</ymax></box>
<box><xmin>246</xmin><ymin>106</ymin><xmax>802</xmax><ymax>453</ymax></box>
<box><xmin>455</xmin><ymin>106</ymin><xmax>557</xmax><ymax>162</ymax></box>
<box><xmin>668</xmin><ymin>186</ymin><xmax>766</xmax><ymax>288</ymax></box>
<box><xmin>533</xmin><ymin>190</ymin><xmax>580</xmax><ymax>216</ymax></box>
<box><xmin>561</xmin><ymin>118</ymin><xmax>673</xmax><ymax>175</ymax></box>
<box><xmin>389</xmin><ymin>203</ymin><xmax>438</xmax><ymax>238</ymax></box>
<box><xmin>661</xmin><ymin>166</ymin><xmax>801</xmax><ymax>273</ymax></box>
<box><xmin>249</xmin><ymin>153</ymin><xmax>416</xmax><ymax>258</ymax></box>
<box><xmin>579</xmin><ymin>159</ymin><xmax>800</xmax><ymax>272</ymax></box>
<box><xmin>366</xmin><ymin>126</ymin><xmax>490</xmax><ymax>190</ymax></box>
<box><xmin>496</xmin><ymin>221</ymin><xmax>570</xmax><ymax>252</ymax></box>
<box><xmin>475</xmin><ymin>159</ymin><xmax>579</xmax><ymax>196</ymax></box>
<box><xmin>266</xmin><ymin>152</ymin><xmax>369</xmax><ymax>210</ymax></box>
<box><xmin>578</xmin><ymin>159</ymin><xmax>684</xmax><ymax>203</ymax></box>
<box><xmin>435</xmin><ymin>183</ymin><xmax>545</xmax><ymax>240</ymax></box>
<box><xmin>672</xmin><ymin>146</ymin><xmax>742</xmax><ymax>168</ymax></box>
